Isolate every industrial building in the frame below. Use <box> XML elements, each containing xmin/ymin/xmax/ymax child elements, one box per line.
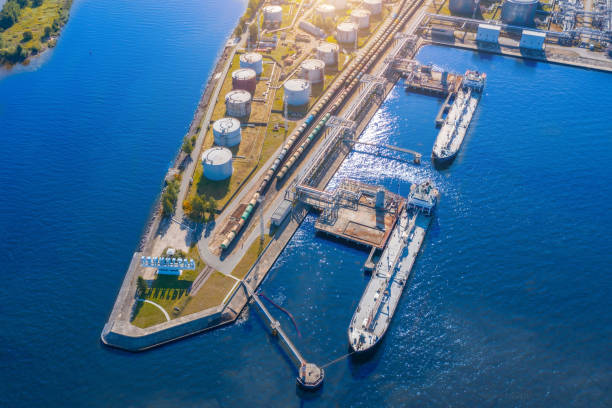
<box><xmin>202</xmin><ymin>147</ymin><xmax>233</xmax><ymax>181</ymax></box>
<box><xmin>520</xmin><ymin>29</ymin><xmax>545</xmax><ymax>49</ymax></box>
<box><xmin>501</xmin><ymin>0</ymin><xmax>538</xmax><ymax>27</ymax></box>
<box><xmin>476</xmin><ymin>23</ymin><xmax>501</xmax><ymax>43</ymax></box>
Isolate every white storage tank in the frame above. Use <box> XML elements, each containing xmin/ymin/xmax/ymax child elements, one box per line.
<box><xmin>501</xmin><ymin>0</ymin><xmax>538</xmax><ymax>26</ymax></box>
<box><xmin>336</xmin><ymin>22</ymin><xmax>358</xmax><ymax>44</ymax></box>
<box><xmin>263</xmin><ymin>5</ymin><xmax>283</xmax><ymax>24</ymax></box>
<box><xmin>351</xmin><ymin>8</ymin><xmax>371</xmax><ymax>29</ymax></box>
<box><xmin>316</xmin><ymin>42</ymin><xmax>340</xmax><ymax>66</ymax></box>
<box><xmin>449</xmin><ymin>0</ymin><xmax>478</xmax><ymax>16</ymax></box>
<box><xmin>284</xmin><ymin>79</ymin><xmax>311</xmax><ymax>106</ymax></box>
<box><xmin>213</xmin><ymin>117</ymin><xmax>242</xmax><ymax>147</ymax></box>
<box><xmin>202</xmin><ymin>147</ymin><xmax>233</xmax><ymax>181</ymax></box>
<box><xmin>331</xmin><ymin>0</ymin><xmax>347</xmax><ymax>10</ymax></box>
<box><xmin>239</xmin><ymin>52</ymin><xmax>263</xmax><ymax>75</ymax></box>
<box><xmin>364</xmin><ymin>0</ymin><xmax>383</xmax><ymax>15</ymax></box>
<box><xmin>315</xmin><ymin>4</ymin><xmax>336</xmax><ymax>20</ymax></box>
<box><xmin>232</xmin><ymin>68</ymin><xmax>257</xmax><ymax>95</ymax></box>
<box><xmin>300</xmin><ymin>58</ymin><xmax>325</xmax><ymax>84</ymax></box>
<box><xmin>225</xmin><ymin>89</ymin><xmax>252</xmax><ymax>118</ymax></box>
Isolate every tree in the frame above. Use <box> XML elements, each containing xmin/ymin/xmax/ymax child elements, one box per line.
<box><xmin>42</xmin><ymin>26</ymin><xmax>52</xmax><ymax>39</ymax></box>
<box><xmin>181</xmin><ymin>136</ymin><xmax>194</xmax><ymax>154</ymax></box>
<box><xmin>32</xmin><ymin>0</ymin><xmax>44</xmax><ymax>7</ymax></box>
<box><xmin>21</xmin><ymin>30</ymin><xmax>32</xmax><ymax>42</ymax></box>
<box><xmin>162</xmin><ymin>196</ymin><xmax>175</xmax><ymax>216</ymax></box>
<box><xmin>248</xmin><ymin>23</ymin><xmax>258</xmax><ymax>43</ymax></box>
<box><xmin>207</xmin><ymin>197</ymin><xmax>217</xmax><ymax>221</ymax></box>
<box><xmin>137</xmin><ymin>276</ymin><xmax>148</xmax><ymax>297</ymax></box>
<box><xmin>188</xmin><ymin>195</ymin><xmax>207</xmax><ymax>223</ymax></box>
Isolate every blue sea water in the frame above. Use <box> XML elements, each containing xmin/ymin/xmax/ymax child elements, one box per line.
<box><xmin>1</xmin><ymin>0</ymin><xmax>611</xmax><ymax>406</ymax></box>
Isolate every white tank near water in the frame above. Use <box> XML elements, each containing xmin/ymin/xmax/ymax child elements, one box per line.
<box><xmin>315</xmin><ymin>3</ymin><xmax>336</xmax><ymax>20</ymax></box>
<box><xmin>202</xmin><ymin>147</ymin><xmax>233</xmax><ymax>181</ymax></box>
<box><xmin>300</xmin><ymin>58</ymin><xmax>325</xmax><ymax>84</ymax></box>
<box><xmin>284</xmin><ymin>79</ymin><xmax>311</xmax><ymax>106</ymax></box>
<box><xmin>213</xmin><ymin>117</ymin><xmax>242</xmax><ymax>147</ymax></box>
<box><xmin>336</xmin><ymin>22</ymin><xmax>358</xmax><ymax>44</ymax></box>
<box><xmin>351</xmin><ymin>8</ymin><xmax>371</xmax><ymax>29</ymax></box>
<box><xmin>225</xmin><ymin>89</ymin><xmax>252</xmax><ymax>118</ymax></box>
<box><xmin>364</xmin><ymin>0</ymin><xmax>383</xmax><ymax>15</ymax></box>
<box><xmin>263</xmin><ymin>5</ymin><xmax>283</xmax><ymax>24</ymax></box>
<box><xmin>316</xmin><ymin>42</ymin><xmax>340</xmax><ymax>66</ymax></box>
<box><xmin>239</xmin><ymin>52</ymin><xmax>263</xmax><ymax>75</ymax></box>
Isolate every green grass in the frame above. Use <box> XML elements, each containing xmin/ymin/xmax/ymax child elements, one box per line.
<box><xmin>231</xmin><ymin>234</ymin><xmax>272</xmax><ymax>279</ymax></box>
<box><xmin>181</xmin><ymin>272</ymin><xmax>237</xmax><ymax>315</ymax></box>
<box><xmin>131</xmin><ymin>245</ymin><xmax>204</xmax><ymax>328</ymax></box>
<box><xmin>0</xmin><ymin>0</ymin><xmax>72</xmax><ymax>65</ymax></box>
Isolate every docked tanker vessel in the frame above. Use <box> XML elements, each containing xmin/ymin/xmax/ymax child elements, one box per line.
<box><xmin>348</xmin><ymin>181</ymin><xmax>439</xmax><ymax>354</ymax></box>
<box><xmin>432</xmin><ymin>70</ymin><xmax>486</xmax><ymax>166</ymax></box>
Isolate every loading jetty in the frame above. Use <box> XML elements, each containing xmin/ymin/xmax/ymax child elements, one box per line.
<box><xmin>348</xmin><ymin>181</ymin><xmax>438</xmax><ymax>353</ymax></box>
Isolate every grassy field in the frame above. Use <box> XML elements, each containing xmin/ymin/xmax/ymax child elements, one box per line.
<box><xmin>181</xmin><ymin>272</ymin><xmax>237</xmax><ymax>316</ymax></box>
<box><xmin>131</xmin><ymin>245</ymin><xmax>204</xmax><ymax>328</ymax></box>
<box><xmin>231</xmin><ymin>234</ymin><xmax>272</xmax><ymax>279</ymax></box>
<box><xmin>0</xmin><ymin>0</ymin><xmax>72</xmax><ymax>65</ymax></box>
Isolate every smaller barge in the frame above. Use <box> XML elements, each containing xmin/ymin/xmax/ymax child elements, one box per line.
<box><xmin>432</xmin><ymin>70</ymin><xmax>486</xmax><ymax>166</ymax></box>
<box><xmin>348</xmin><ymin>181</ymin><xmax>439</xmax><ymax>354</ymax></box>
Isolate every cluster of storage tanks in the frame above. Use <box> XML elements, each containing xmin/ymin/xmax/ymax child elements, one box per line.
<box><xmin>449</xmin><ymin>0</ymin><xmax>538</xmax><ymax>26</ymax></box>
<box><xmin>220</xmin><ymin>0</ymin><xmax>421</xmax><ymax>251</ymax></box>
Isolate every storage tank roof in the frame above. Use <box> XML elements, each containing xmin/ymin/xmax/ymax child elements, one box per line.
<box><xmin>351</xmin><ymin>8</ymin><xmax>371</xmax><ymax>17</ymax></box>
<box><xmin>364</xmin><ymin>0</ymin><xmax>382</xmax><ymax>4</ymax></box>
<box><xmin>318</xmin><ymin>42</ymin><xmax>339</xmax><ymax>52</ymax></box>
<box><xmin>301</xmin><ymin>59</ymin><xmax>325</xmax><ymax>70</ymax></box>
<box><xmin>264</xmin><ymin>5</ymin><xmax>282</xmax><ymax>12</ymax></box>
<box><xmin>337</xmin><ymin>22</ymin><xmax>357</xmax><ymax>31</ymax></box>
<box><xmin>317</xmin><ymin>3</ymin><xmax>336</xmax><ymax>12</ymax></box>
<box><xmin>203</xmin><ymin>147</ymin><xmax>232</xmax><ymax>165</ymax></box>
<box><xmin>225</xmin><ymin>89</ymin><xmax>251</xmax><ymax>103</ymax></box>
<box><xmin>240</xmin><ymin>52</ymin><xmax>262</xmax><ymax>63</ymax></box>
<box><xmin>213</xmin><ymin>117</ymin><xmax>240</xmax><ymax>133</ymax></box>
<box><xmin>232</xmin><ymin>68</ymin><xmax>256</xmax><ymax>80</ymax></box>
<box><xmin>285</xmin><ymin>78</ymin><xmax>310</xmax><ymax>91</ymax></box>
<box><xmin>506</xmin><ymin>0</ymin><xmax>538</xmax><ymax>3</ymax></box>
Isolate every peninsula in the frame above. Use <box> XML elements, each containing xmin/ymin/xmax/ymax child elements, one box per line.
<box><xmin>0</xmin><ymin>0</ymin><xmax>72</xmax><ymax>66</ymax></box>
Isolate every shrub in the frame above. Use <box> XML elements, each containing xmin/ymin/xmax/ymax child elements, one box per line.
<box><xmin>21</xmin><ymin>30</ymin><xmax>32</xmax><ymax>42</ymax></box>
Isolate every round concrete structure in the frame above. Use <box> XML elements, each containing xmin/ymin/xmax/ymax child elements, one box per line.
<box><xmin>300</xmin><ymin>58</ymin><xmax>325</xmax><ymax>84</ymax></box>
<box><xmin>202</xmin><ymin>147</ymin><xmax>233</xmax><ymax>181</ymax></box>
<box><xmin>364</xmin><ymin>0</ymin><xmax>383</xmax><ymax>15</ymax></box>
<box><xmin>351</xmin><ymin>8</ymin><xmax>371</xmax><ymax>29</ymax></box>
<box><xmin>263</xmin><ymin>5</ymin><xmax>283</xmax><ymax>23</ymax></box>
<box><xmin>316</xmin><ymin>42</ymin><xmax>340</xmax><ymax>66</ymax></box>
<box><xmin>336</xmin><ymin>22</ymin><xmax>358</xmax><ymax>44</ymax></box>
<box><xmin>449</xmin><ymin>0</ymin><xmax>478</xmax><ymax>16</ymax></box>
<box><xmin>284</xmin><ymin>79</ymin><xmax>311</xmax><ymax>106</ymax></box>
<box><xmin>232</xmin><ymin>68</ymin><xmax>257</xmax><ymax>95</ymax></box>
<box><xmin>501</xmin><ymin>0</ymin><xmax>538</xmax><ymax>26</ymax></box>
<box><xmin>239</xmin><ymin>52</ymin><xmax>263</xmax><ymax>75</ymax></box>
<box><xmin>315</xmin><ymin>3</ymin><xmax>336</xmax><ymax>20</ymax></box>
<box><xmin>213</xmin><ymin>117</ymin><xmax>242</xmax><ymax>147</ymax></box>
<box><xmin>225</xmin><ymin>89</ymin><xmax>252</xmax><ymax>118</ymax></box>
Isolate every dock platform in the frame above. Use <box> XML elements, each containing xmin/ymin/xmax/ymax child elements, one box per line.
<box><xmin>314</xmin><ymin>184</ymin><xmax>405</xmax><ymax>249</ymax></box>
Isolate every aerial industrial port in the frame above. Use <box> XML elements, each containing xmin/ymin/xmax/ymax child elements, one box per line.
<box><xmin>101</xmin><ymin>0</ymin><xmax>612</xmax><ymax>390</ymax></box>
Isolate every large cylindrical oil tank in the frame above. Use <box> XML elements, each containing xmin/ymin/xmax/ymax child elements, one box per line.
<box><xmin>316</xmin><ymin>42</ymin><xmax>339</xmax><ymax>66</ymax></box>
<box><xmin>364</xmin><ymin>0</ymin><xmax>383</xmax><ymax>15</ymax></box>
<box><xmin>315</xmin><ymin>4</ymin><xmax>336</xmax><ymax>20</ymax></box>
<box><xmin>232</xmin><ymin>68</ymin><xmax>257</xmax><ymax>95</ymax></box>
<box><xmin>300</xmin><ymin>59</ymin><xmax>325</xmax><ymax>84</ymax></box>
<box><xmin>336</xmin><ymin>22</ymin><xmax>358</xmax><ymax>44</ymax></box>
<box><xmin>284</xmin><ymin>79</ymin><xmax>311</xmax><ymax>106</ymax></box>
<box><xmin>239</xmin><ymin>52</ymin><xmax>263</xmax><ymax>75</ymax></box>
<box><xmin>351</xmin><ymin>8</ymin><xmax>371</xmax><ymax>29</ymax></box>
<box><xmin>449</xmin><ymin>0</ymin><xmax>478</xmax><ymax>16</ymax></box>
<box><xmin>213</xmin><ymin>117</ymin><xmax>242</xmax><ymax>147</ymax></box>
<box><xmin>263</xmin><ymin>5</ymin><xmax>283</xmax><ymax>24</ymax></box>
<box><xmin>501</xmin><ymin>0</ymin><xmax>538</xmax><ymax>26</ymax></box>
<box><xmin>202</xmin><ymin>147</ymin><xmax>233</xmax><ymax>181</ymax></box>
<box><xmin>332</xmin><ymin>0</ymin><xmax>347</xmax><ymax>10</ymax></box>
<box><xmin>225</xmin><ymin>89</ymin><xmax>252</xmax><ymax>118</ymax></box>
